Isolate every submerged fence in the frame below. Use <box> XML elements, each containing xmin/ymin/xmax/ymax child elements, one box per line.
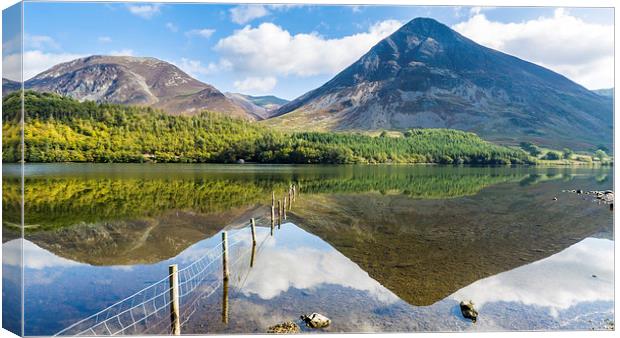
<box><xmin>54</xmin><ymin>185</ymin><xmax>298</xmax><ymax>336</ymax></box>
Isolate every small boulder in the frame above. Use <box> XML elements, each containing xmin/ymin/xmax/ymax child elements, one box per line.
<box><xmin>236</xmin><ymin>159</ymin><xmax>245</xmax><ymax>164</ymax></box>
<box><xmin>577</xmin><ymin>189</ymin><xmax>583</xmax><ymax>194</ymax></box>
<box><xmin>267</xmin><ymin>321</ymin><xmax>300</xmax><ymax>334</ymax></box>
<box><xmin>460</xmin><ymin>300</ymin><xmax>478</xmax><ymax>323</ymax></box>
<box><xmin>553</xmin><ymin>197</ymin><xmax>558</xmax><ymax>201</ymax></box>
<box><xmin>300</xmin><ymin>313</ymin><xmax>331</xmax><ymax>329</ymax></box>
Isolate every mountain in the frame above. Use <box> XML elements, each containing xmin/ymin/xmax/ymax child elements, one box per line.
<box><xmin>21</xmin><ymin>55</ymin><xmax>253</xmax><ymax>119</ymax></box>
<box><xmin>2</xmin><ymin>78</ymin><xmax>20</xmax><ymax>96</ymax></box>
<box><xmin>290</xmin><ymin>175</ymin><xmax>612</xmax><ymax>305</ymax></box>
<box><xmin>225</xmin><ymin>92</ymin><xmax>289</xmax><ymax>120</ymax></box>
<box><xmin>272</xmin><ymin>18</ymin><xmax>613</xmax><ymax>150</ymax></box>
<box><xmin>593</xmin><ymin>88</ymin><xmax>613</xmax><ymax>98</ymax></box>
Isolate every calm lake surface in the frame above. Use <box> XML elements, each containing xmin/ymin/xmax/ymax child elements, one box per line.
<box><xmin>2</xmin><ymin>164</ymin><xmax>614</xmax><ymax>335</ymax></box>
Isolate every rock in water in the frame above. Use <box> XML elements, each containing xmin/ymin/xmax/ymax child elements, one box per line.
<box><xmin>300</xmin><ymin>313</ymin><xmax>331</xmax><ymax>329</ymax></box>
<box><xmin>460</xmin><ymin>300</ymin><xmax>478</xmax><ymax>323</ymax></box>
<box><xmin>267</xmin><ymin>321</ymin><xmax>301</xmax><ymax>334</ymax></box>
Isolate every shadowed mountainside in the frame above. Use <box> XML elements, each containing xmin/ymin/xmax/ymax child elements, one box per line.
<box><xmin>271</xmin><ymin>18</ymin><xmax>612</xmax><ymax>150</ymax></box>
<box><xmin>289</xmin><ymin>175</ymin><xmax>613</xmax><ymax>306</ymax></box>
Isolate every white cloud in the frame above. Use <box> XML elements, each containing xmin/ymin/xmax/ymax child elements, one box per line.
<box><xmin>126</xmin><ymin>3</ymin><xmax>161</xmax><ymax>19</ymax></box>
<box><xmin>98</xmin><ymin>36</ymin><xmax>112</xmax><ymax>43</ymax></box>
<box><xmin>452</xmin><ymin>9</ymin><xmax>613</xmax><ymax>89</ymax></box>
<box><xmin>214</xmin><ymin>20</ymin><xmax>403</xmax><ymax>78</ymax></box>
<box><xmin>173</xmin><ymin>58</ymin><xmax>228</xmax><ymax>78</ymax></box>
<box><xmin>24</xmin><ymin>34</ymin><xmax>60</xmax><ymax>50</ymax></box>
<box><xmin>165</xmin><ymin>22</ymin><xmax>178</xmax><ymax>33</ymax></box>
<box><xmin>4</xmin><ymin>50</ymin><xmax>85</xmax><ymax>81</ymax></box>
<box><xmin>451</xmin><ymin>238</ymin><xmax>613</xmax><ymax>318</ymax></box>
<box><xmin>234</xmin><ymin>76</ymin><xmax>277</xmax><ymax>93</ymax></box>
<box><xmin>4</xmin><ymin>239</ymin><xmax>80</xmax><ymax>270</ymax></box>
<box><xmin>109</xmin><ymin>49</ymin><xmax>134</xmax><ymax>56</ymax></box>
<box><xmin>185</xmin><ymin>28</ymin><xmax>216</xmax><ymax>39</ymax></box>
<box><xmin>230</xmin><ymin>5</ymin><xmax>269</xmax><ymax>25</ymax></box>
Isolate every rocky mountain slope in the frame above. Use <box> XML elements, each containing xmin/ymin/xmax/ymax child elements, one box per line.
<box><xmin>12</xmin><ymin>55</ymin><xmax>253</xmax><ymax>119</ymax></box>
<box><xmin>225</xmin><ymin>92</ymin><xmax>288</xmax><ymax>120</ymax></box>
<box><xmin>2</xmin><ymin>78</ymin><xmax>20</xmax><ymax>96</ymax></box>
<box><xmin>272</xmin><ymin>18</ymin><xmax>613</xmax><ymax>150</ymax></box>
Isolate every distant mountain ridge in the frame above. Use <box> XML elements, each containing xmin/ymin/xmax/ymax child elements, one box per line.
<box><xmin>271</xmin><ymin>17</ymin><xmax>613</xmax><ymax>150</ymax></box>
<box><xmin>224</xmin><ymin>92</ymin><xmax>288</xmax><ymax>120</ymax></box>
<box><xmin>593</xmin><ymin>88</ymin><xmax>613</xmax><ymax>98</ymax></box>
<box><xmin>5</xmin><ymin>55</ymin><xmax>256</xmax><ymax>119</ymax></box>
<box><xmin>2</xmin><ymin>78</ymin><xmax>20</xmax><ymax>96</ymax></box>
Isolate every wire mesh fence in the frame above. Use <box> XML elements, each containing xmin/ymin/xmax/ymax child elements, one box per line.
<box><xmin>53</xmin><ymin>219</ymin><xmax>268</xmax><ymax>337</ymax></box>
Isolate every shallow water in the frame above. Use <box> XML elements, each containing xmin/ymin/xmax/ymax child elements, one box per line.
<box><xmin>2</xmin><ymin>164</ymin><xmax>614</xmax><ymax>335</ymax></box>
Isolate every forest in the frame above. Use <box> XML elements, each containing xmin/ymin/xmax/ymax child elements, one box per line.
<box><xmin>2</xmin><ymin>91</ymin><xmax>534</xmax><ymax>165</ymax></box>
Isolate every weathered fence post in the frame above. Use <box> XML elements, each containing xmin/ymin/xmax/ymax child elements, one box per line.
<box><xmin>271</xmin><ymin>192</ymin><xmax>275</xmax><ymax>234</ymax></box>
<box><xmin>288</xmin><ymin>185</ymin><xmax>293</xmax><ymax>208</ymax></box>
<box><xmin>283</xmin><ymin>196</ymin><xmax>287</xmax><ymax>220</ymax></box>
<box><xmin>222</xmin><ymin>232</ymin><xmax>229</xmax><ymax>281</ymax></box>
<box><xmin>222</xmin><ymin>278</ymin><xmax>229</xmax><ymax>324</ymax></box>
<box><xmin>250</xmin><ymin>241</ymin><xmax>256</xmax><ymax>268</ymax></box>
<box><xmin>168</xmin><ymin>264</ymin><xmax>181</xmax><ymax>335</ymax></box>
<box><xmin>250</xmin><ymin>218</ymin><xmax>257</xmax><ymax>245</ymax></box>
<box><xmin>277</xmin><ymin>200</ymin><xmax>282</xmax><ymax>226</ymax></box>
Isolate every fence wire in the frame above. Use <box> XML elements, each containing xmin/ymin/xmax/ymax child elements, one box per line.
<box><xmin>54</xmin><ymin>219</ymin><xmax>269</xmax><ymax>337</ymax></box>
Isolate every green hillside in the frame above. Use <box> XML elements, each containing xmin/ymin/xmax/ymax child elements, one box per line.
<box><xmin>2</xmin><ymin>91</ymin><xmax>533</xmax><ymax>164</ymax></box>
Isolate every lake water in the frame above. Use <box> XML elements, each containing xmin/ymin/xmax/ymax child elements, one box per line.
<box><xmin>2</xmin><ymin>164</ymin><xmax>614</xmax><ymax>335</ymax></box>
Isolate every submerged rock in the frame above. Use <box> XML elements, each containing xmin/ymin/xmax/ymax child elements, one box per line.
<box><xmin>300</xmin><ymin>313</ymin><xmax>331</xmax><ymax>329</ymax></box>
<box><xmin>267</xmin><ymin>321</ymin><xmax>301</xmax><ymax>334</ymax></box>
<box><xmin>460</xmin><ymin>300</ymin><xmax>478</xmax><ymax>323</ymax></box>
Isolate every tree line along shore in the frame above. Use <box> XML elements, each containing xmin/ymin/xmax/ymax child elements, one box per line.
<box><xmin>2</xmin><ymin>91</ymin><xmax>611</xmax><ymax>165</ymax></box>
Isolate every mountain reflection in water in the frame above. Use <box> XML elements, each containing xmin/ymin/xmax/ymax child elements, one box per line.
<box><xmin>1</xmin><ymin>164</ymin><xmax>613</xmax><ymax>334</ymax></box>
<box><xmin>5</xmin><ymin>224</ymin><xmax>613</xmax><ymax>335</ymax></box>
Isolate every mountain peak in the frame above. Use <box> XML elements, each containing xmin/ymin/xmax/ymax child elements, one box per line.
<box><xmin>24</xmin><ymin>54</ymin><xmax>252</xmax><ymax>119</ymax></box>
<box><xmin>272</xmin><ymin>18</ymin><xmax>612</xmax><ymax>150</ymax></box>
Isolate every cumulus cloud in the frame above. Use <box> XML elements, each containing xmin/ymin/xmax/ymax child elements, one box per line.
<box><xmin>25</xmin><ymin>34</ymin><xmax>60</xmax><ymax>50</ymax></box>
<box><xmin>214</xmin><ymin>20</ymin><xmax>403</xmax><ymax>78</ymax></box>
<box><xmin>4</xmin><ymin>50</ymin><xmax>85</xmax><ymax>81</ymax></box>
<box><xmin>451</xmin><ymin>238</ymin><xmax>613</xmax><ymax>317</ymax></box>
<box><xmin>234</xmin><ymin>76</ymin><xmax>277</xmax><ymax>93</ymax></box>
<box><xmin>230</xmin><ymin>5</ymin><xmax>269</xmax><ymax>25</ymax></box>
<box><xmin>165</xmin><ymin>22</ymin><xmax>178</xmax><ymax>33</ymax></box>
<box><xmin>173</xmin><ymin>58</ymin><xmax>229</xmax><ymax>78</ymax></box>
<box><xmin>452</xmin><ymin>9</ymin><xmax>613</xmax><ymax>89</ymax></box>
<box><xmin>126</xmin><ymin>3</ymin><xmax>161</xmax><ymax>19</ymax></box>
<box><xmin>185</xmin><ymin>28</ymin><xmax>216</xmax><ymax>39</ymax></box>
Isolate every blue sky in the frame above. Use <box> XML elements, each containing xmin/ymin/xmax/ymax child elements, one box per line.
<box><xmin>5</xmin><ymin>2</ymin><xmax>615</xmax><ymax>99</ymax></box>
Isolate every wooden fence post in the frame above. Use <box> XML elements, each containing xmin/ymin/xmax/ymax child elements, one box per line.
<box><xmin>222</xmin><ymin>278</ymin><xmax>229</xmax><ymax>324</ymax></box>
<box><xmin>222</xmin><ymin>232</ymin><xmax>229</xmax><ymax>281</ymax></box>
<box><xmin>271</xmin><ymin>192</ymin><xmax>275</xmax><ymax>234</ymax></box>
<box><xmin>168</xmin><ymin>264</ymin><xmax>181</xmax><ymax>335</ymax></box>
<box><xmin>277</xmin><ymin>200</ymin><xmax>282</xmax><ymax>226</ymax></box>
<box><xmin>283</xmin><ymin>196</ymin><xmax>287</xmax><ymax>220</ymax></box>
<box><xmin>289</xmin><ymin>185</ymin><xmax>293</xmax><ymax>208</ymax></box>
<box><xmin>250</xmin><ymin>218</ymin><xmax>257</xmax><ymax>245</ymax></box>
<box><xmin>250</xmin><ymin>241</ymin><xmax>256</xmax><ymax>268</ymax></box>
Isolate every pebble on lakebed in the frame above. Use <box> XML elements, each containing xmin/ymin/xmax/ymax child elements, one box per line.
<box><xmin>563</xmin><ymin>190</ymin><xmax>614</xmax><ymax>204</ymax></box>
<box><xmin>300</xmin><ymin>313</ymin><xmax>331</xmax><ymax>329</ymax></box>
<box><xmin>460</xmin><ymin>300</ymin><xmax>478</xmax><ymax>323</ymax></box>
<box><xmin>267</xmin><ymin>321</ymin><xmax>301</xmax><ymax>334</ymax></box>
